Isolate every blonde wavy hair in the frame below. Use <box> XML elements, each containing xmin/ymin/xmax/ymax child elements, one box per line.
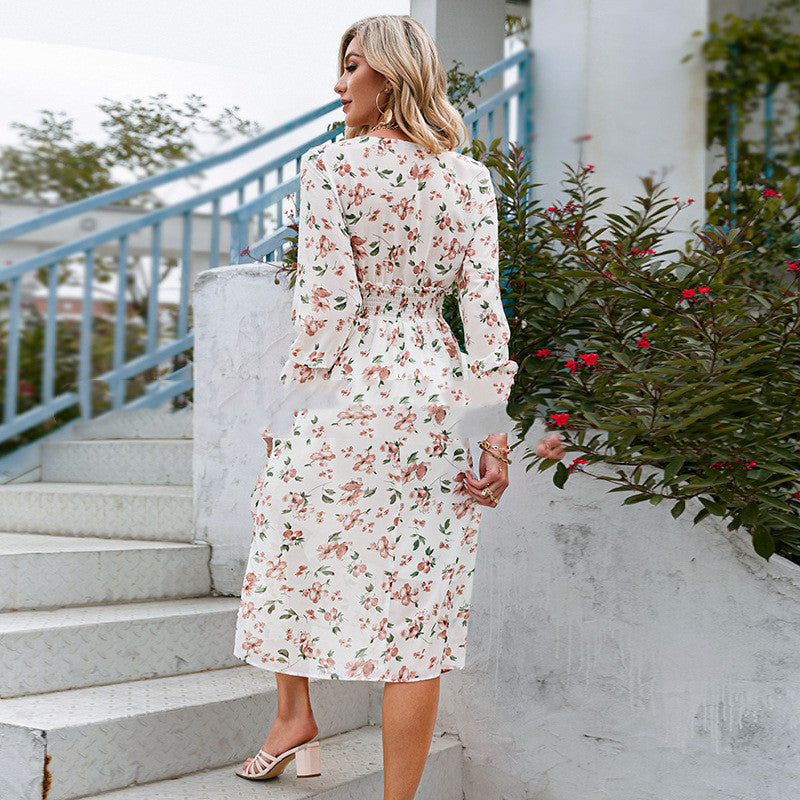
<box><xmin>337</xmin><ymin>15</ymin><xmax>468</xmax><ymax>154</ymax></box>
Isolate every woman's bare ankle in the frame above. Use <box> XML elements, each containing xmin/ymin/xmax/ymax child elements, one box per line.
<box><xmin>261</xmin><ymin>712</ymin><xmax>318</xmax><ymax>755</ymax></box>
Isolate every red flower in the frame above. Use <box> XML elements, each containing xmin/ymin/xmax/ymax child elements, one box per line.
<box><xmin>565</xmin><ymin>359</ymin><xmax>578</xmax><ymax>373</ymax></box>
<box><xmin>697</xmin><ymin>285</ymin><xmax>710</xmax><ymax>293</ymax></box>
<box><xmin>549</xmin><ymin>412</ymin><xmax>570</xmax><ymax>426</ymax></box>
<box><xmin>763</xmin><ymin>189</ymin><xmax>781</xmax><ymax>198</ymax></box>
<box><xmin>636</xmin><ymin>333</ymin><xmax>650</xmax><ymax>348</ymax></box>
<box><xmin>535</xmin><ymin>348</ymin><xmax>551</xmax><ymax>358</ymax></box>
<box><xmin>687</xmin><ymin>198</ymin><xmax>695</xmax><ymax>203</ymax></box>
<box><xmin>568</xmin><ymin>458</ymin><xmax>589</xmax><ymax>472</ymax></box>
<box><xmin>682</xmin><ymin>289</ymin><xmax>696</xmax><ymax>299</ymax></box>
<box><xmin>579</xmin><ymin>352</ymin><xmax>599</xmax><ymax>366</ymax></box>
<box><xmin>785</xmin><ymin>261</ymin><xmax>800</xmax><ymax>271</ymax></box>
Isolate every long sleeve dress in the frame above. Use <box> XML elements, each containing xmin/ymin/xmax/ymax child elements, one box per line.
<box><xmin>233</xmin><ymin>135</ymin><xmax>518</xmax><ymax>682</ymax></box>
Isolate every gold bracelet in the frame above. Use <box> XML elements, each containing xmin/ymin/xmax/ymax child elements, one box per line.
<box><xmin>478</xmin><ymin>440</ymin><xmax>510</xmax><ymax>464</ymax></box>
<box><xmin>478</xmin><ymin>438</ymin><xmax>509</xmax><ymax>454</ymax></box>
<box><xmin>479</xmin><ymin>439</ymin><xmax>510</xmax><ymax>455</ymax></box>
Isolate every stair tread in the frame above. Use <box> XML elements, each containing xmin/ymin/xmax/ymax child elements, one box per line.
<box><xmin>0</xmin><ymin>595</ymin><xmax>237</xmax><ymax>631</ymax></box>
<box><xmin>0</xmin><ymin>482</ymin><xmax>192</xmax><ymax>495</ymax></box>
<box><xmin>0</xmin><ymin>532</ymin><xmax>207</xmax><ymax>554</ymax></box>
<box><xmin>72</xmin><ymin>726</ymin><xmax>461</xmax><ymax>800</ymax></box>
<box><xmin>0</xmin><ymin>665</ymin><xmax>265</xmax><ymax>727</ymax></box>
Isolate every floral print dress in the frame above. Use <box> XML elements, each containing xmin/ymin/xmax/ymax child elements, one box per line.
<box><xmin>233</xmin><ymin>135</ymin><xmax>517</xmax><ymax>682</ymax></box>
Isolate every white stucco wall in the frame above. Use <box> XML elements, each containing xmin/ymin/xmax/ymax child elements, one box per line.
<box><xmin>192</xmin><ymin>264</ymin><xmax>294</xmax><ymax>595</ymax></box>
<box><xmin>194</xmin><ymin>265</ymin><xmax>800</xmax><ymax>798</ymax></box>
<box><xmin>436</xmin><ymin>457</ymin><xmax>800</xmax><ymax>799</ymax></box>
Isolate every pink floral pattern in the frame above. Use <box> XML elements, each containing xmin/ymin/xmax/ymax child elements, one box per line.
<box><xmin>233</xmin><ymin>136</ymin><xmax>517</xmax><ymax>682</ymax></box>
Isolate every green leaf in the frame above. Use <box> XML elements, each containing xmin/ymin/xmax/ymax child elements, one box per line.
<box><xmin>741</xmin><ymin>502</ymin><xmax>760</xmax><ymax>526</ymax></box>
<box><xmin>670</xmin><ymin>499</ymin><xmax>686</xmax><ymax>519</ymax></box>
<box><xmin>663</xmin><ymin>456</ymin><xmax>685</xmax><ymax>483</ymax></box>
<box><xmin>752</xmin><ymin>529</ymin><xmax>775</xmax><ymax>561</ymax></box>
<box><xmin>622</xmin><ymin>493</ymin><xmax>652</xmax><ymax>505</ymax></box>
<box><xmin>700</xmin><ymin>497</ymin><xmax>726</xmax><ymax>516</ymax></box>
<box><xmin>553</xmin><ymin>462</ymin><xmax>569</xmax><ymax>489</ymax></box>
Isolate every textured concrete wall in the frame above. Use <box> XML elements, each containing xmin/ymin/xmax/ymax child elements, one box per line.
<box><xmin>193</xmin><ymin>264</ymin><xmax>293</xmax><ymax>595</ymax></box>
<box><xmin>194</xmin><ymin>265</ymin><xmax>800</xmax><ymax>798</ymax></box>
<box><xmin>436</xmin><ymin>446</ymin><xmax>800</xmax><ymax>800</ymax></box>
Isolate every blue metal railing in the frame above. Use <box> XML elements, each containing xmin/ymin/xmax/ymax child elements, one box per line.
<box><xmin>0</xmin><ymin>49</ymin><xmax>532</xmax><ymax>452</ymax></box>
<box><xmin>725</xmin><ymin>81</ymin><xmax>799</xmax><ymax>221</ymax></box>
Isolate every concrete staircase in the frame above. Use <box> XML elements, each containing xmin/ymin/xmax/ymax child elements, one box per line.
<box><xmin>0</xmin><ymin>408</ymin><xmax>463</xmax><ymax>800</ymax></box>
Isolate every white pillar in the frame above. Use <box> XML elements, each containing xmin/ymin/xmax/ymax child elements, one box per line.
<box><xmin>411</xmin><ymin>0</ymin><xmax>506</xmax><ymax>82</ymax></box>
<box><xmin>532</xmin><ymin>0</ymin><xmax>708</xmax><ymax>225</ymax></box>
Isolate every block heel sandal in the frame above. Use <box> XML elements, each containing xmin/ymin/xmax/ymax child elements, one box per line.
<box><xmin>235</xmin><ymin>739</ymin><xmax>321</xmax><ymax>780</ymax></box>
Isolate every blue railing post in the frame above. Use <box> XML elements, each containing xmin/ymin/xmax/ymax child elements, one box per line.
<box><xmin>147</xmin><ymin>222</ymin><xmax>162</xmax><ymax>353</ymax></box>
<box><xmin>78</xmin><ymin>249</ymin><xmax>95</xmax><ymax>418</ymax></box>
<box><xmin>727</xmin><ymin>100</ymin><xmax>739</xmax><ymax>223</ymax></box>
<box><xmin>517</xmin><ymin>48</ymin><xmax>533</xmax><ymax>167</ymax></box>
<box><xmin>764</xmin><ymin>83</ymin><xmax>775</xmax><ymax>182</ymax></box>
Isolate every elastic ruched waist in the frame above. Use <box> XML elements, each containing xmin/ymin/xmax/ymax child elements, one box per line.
<box><xmin>357</xmin><ymin>281</ymin><xmax>447</xmax><ymax>319</ymax></box>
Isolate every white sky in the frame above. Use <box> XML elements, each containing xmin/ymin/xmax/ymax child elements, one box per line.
<box><xmin>0</xmin><ymin>1</ymin><xmax>410</xmax><ymax>147</ymax></box>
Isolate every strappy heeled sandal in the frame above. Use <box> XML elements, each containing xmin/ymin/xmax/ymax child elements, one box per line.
<box><xmin>234</xmin><ymin>738</ymin><xmax>321</xmax><ymax>780</ymax></box>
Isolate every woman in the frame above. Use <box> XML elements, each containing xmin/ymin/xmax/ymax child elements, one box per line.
<box><xmin>232</xmin><ymin>14</ymin><xmax>564</xmax><ymax>799</ymax></box>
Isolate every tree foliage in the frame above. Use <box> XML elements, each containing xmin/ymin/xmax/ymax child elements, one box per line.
<box><xmin>0</xmin><ymin>93</ymin><xmax>263</xmax><ymax>207</ymax></box>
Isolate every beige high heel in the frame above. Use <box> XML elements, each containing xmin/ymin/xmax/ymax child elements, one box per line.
<box><xmin>235</xmin><ymin>739</ymin><xmax>321</xmax><ymax>780</ymax></box>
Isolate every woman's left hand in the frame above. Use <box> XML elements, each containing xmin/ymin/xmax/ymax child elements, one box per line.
<box><xmin>461</xmin><ymin>450</ymin><xmax>508</xmax><ymax>508</ymax></box>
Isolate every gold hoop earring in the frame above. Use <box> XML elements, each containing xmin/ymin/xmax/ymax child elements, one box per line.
<box><xmin>375</xmin><ymin>88</ymin><xmax>392</xmax><ymax>116</ymax></box>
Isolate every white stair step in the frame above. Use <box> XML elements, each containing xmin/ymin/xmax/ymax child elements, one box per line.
<box><xmin>0</xmin><ymin>483</ymin><xmax>193</xmax><ymax>541</ymax></box>
<box><xmin>73</xmin><ymin>407</ymin><xmax>193</xmax><ymax>440</ymax></box>
<box><xmin>0</xmin><ymin>666</ymin><xmax>371</xmax><ymax>800</ymax></box>
<box><xmin>42</xmin><ymin>440</ymin><xmax>192</xmax><ymax>485</ymax></box>
<box><xmin>72</xmin><ymin>726</ymin><xmax>463</xmax><ymax>800</ymax></box>
<box><xmin>0</xmin><ymin>597</ymin><xmax>240</xmax><ymax>697</ymax></box>
<box><xmin>0</xmin><ymin>533</ymin><xmax>210</xmax><ymax>611</ymax></box>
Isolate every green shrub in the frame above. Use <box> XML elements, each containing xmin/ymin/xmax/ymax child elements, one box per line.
<box><xmin>471</xmin><ymin>139</ymin><xmax>800</xmax><ymax>564</ymax></box>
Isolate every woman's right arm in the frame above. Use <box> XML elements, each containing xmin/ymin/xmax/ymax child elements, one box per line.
<box><xmin>455</xmin><ymin>165</ymin><xmax>518</xmax><ymax>408</ymax></box>
<box><xmin>456</xmin><ymin>166</ymin><xmax>564</xmax><ymax>507</ymax></box>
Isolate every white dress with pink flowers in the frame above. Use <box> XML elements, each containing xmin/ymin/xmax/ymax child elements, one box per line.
<box><xmin>232</xmin><ymin>135</ymin><xmax>517</xmax><ymax>682</ymax></box>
